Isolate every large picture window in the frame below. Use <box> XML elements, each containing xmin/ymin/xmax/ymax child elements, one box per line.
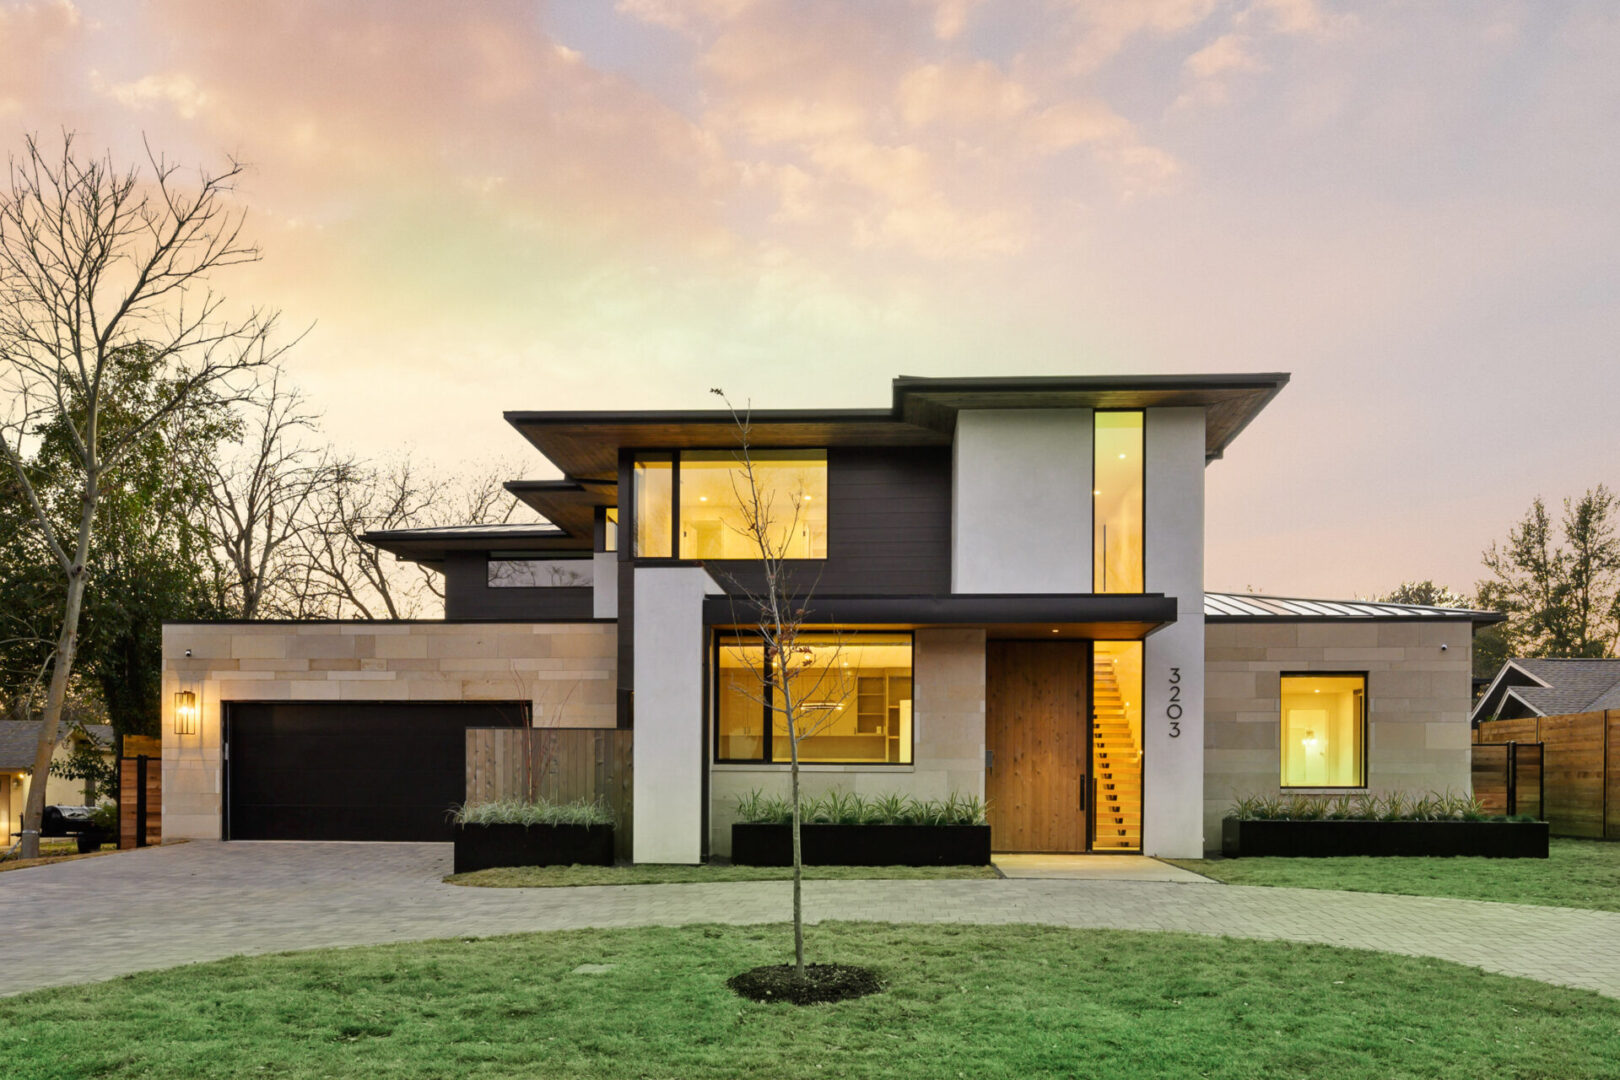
<box><xmin>631</xmin><ymin>451</ymin><xmax>827</xmax><ymax>561</ymax></box>
<box><xmin>1280</xmin><ymin>674</ymin><xmax>1366</xmax><ymax>788</ymax></box>
<box><xmin>715</xmin><ymin>633</ymin><xmax>912</xmax><ymax>764</ymax></box>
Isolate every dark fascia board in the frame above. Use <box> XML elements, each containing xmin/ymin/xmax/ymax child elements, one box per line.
<box><xmin>891</xmin><ymin>372</ymin><xmax>1291</xmax><ymax>463</ymax></box>
<box><xmin>162</xmin><ymin>618</ymin><xmax>616</xmax><ymax>627</ymax></box>
<box><xmin>504</xmin><ymin>479</ymin><xmax>616</xmax><ymax>541</ymax></box>
<box><xmin>702</xmin><ymin>592</ymin><xmax>1178</xmax><ymax>635</ymax></box>
<box><xmin>361</xmin><ymin>526</ymin><xmax>589</xmax><ymax>564</ymax></box>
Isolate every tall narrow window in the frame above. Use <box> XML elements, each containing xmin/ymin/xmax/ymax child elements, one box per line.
<box><xmin>1093</xmin><ymin>411</ymin><xmax>1144</xmax><ymax>593</ymax></box>
<box><xmin>1280</xmin><ymin>674</ymin><xmax>1366</xmax><ymax>788</ymax></box>
<box><xmin>679</xmin><ymin>451</ymin><xmax>826</xmax><ymax>559</ymax></box>
<box><xmin>1092</xmin><ymin>641</ymin><xmax>1143</xmax><ymax>852</ymax></box>
<box><xmin>633</xmin><ymin>459</ymin><xmax>672</xmax><ymax>558</ymax></box>
<box><xmin>602</xmin><ymin>507</ymin><xmax>618</xmax><ymax>553</ymax></box>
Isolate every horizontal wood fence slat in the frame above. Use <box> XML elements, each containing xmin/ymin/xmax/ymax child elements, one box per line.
<box><xmin>465</xmin><ymin>728</ymin><xmax>633</xmax><ymax>860</ymax></box>
<box><xmin>1476</xmin><ymin>710</ymin><xmax>1616</xmax><ymax>839</ymax></box>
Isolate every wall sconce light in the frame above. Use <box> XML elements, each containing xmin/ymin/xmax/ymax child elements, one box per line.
<box><xmin>173</xmin><ymin>690</ymin><xmax>199</xmax><ymax>736</ymax></box>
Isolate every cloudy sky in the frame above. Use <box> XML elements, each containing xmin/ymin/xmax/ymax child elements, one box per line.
<box><xmin>3</xmin><ymin>0</ymin><xmax>1617</xmax><ymax>599</ymax></box>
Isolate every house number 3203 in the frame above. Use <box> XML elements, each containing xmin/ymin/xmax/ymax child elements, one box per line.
<box><xmin>1166</xmin><ymin>667</ymin><xmax>1183</xmax><ymax>738</ymax></box>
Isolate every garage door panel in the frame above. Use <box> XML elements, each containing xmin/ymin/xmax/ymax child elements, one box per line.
<box><xmin>226</xmin><ymin>701</ymin><xmax>526</xmax><ymax>842</ymax></box>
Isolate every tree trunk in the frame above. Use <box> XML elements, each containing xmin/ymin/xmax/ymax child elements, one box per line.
<box><xmin>790</xmin><ymin>716</ymin><xmax>805</xmax><ymax>978</ymax></box>
<box><xmin>19</xmin><ymin>563</ymin><xmax>90</xmax><ymax>860</ymax></box>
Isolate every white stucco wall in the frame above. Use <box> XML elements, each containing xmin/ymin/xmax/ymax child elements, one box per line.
<box><xmin>592</xmin><ymin>552</ymin><xmax>618</xmax><ymax>619</ymax></box>
<box><xmin>631</xmin><ymin>564</ymin><xmax>723</xmax><ymax>864</ymax></box>
<box><xmin>1141</xmin><ymin>407</ymin><xmax>1207</xmax><ymax>858</ymax></box>
<box><xmin>952</xmin><ymin>409</ymin><xmax>1093</xmax><ymax>594</ymax></box>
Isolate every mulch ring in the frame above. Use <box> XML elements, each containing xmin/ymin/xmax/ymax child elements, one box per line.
<box><xmin>727</xmin><ymin>963</ymin><xmax>882</xmax><ymax>1005</ymax></box>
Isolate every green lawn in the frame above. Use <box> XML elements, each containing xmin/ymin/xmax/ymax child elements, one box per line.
<box><xmin>1171</xmin><ymin>837</ymin><xmax>1620</xmax><ymax>911</ymax></box>
<box><xmin>5</xmin><ymin>923</ymin><xmax>1620</xmax><ymax>1079</ymax></box>
<box><xmin>447</xmin><ymin>863</ymin><xmax>999</xmax><ymax>887</ymax></box>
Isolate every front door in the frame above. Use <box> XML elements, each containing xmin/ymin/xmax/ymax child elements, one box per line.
<box><xmin>985</xmin><ymin>640</ymin><xmax>1090</xmax><ymax>852</ymax></box>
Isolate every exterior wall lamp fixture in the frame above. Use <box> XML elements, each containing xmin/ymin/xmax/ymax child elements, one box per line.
<box><xmin>173</xmin><ymin>690</ymin><xmax>199</xmax><ymax>736</ymax></box>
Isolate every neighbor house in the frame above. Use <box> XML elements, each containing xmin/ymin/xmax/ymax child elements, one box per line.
<box><xmin>160</xmin><ymin>374</ymin><xmax>1499</xmax><ymax>858</ymax></box>
<box><xmin>1470</xmin><ymin>658</ymin><xmax>1620</xmax><ymax>725</ymax></box>
<box><xmin>1</xmin><ymin>721</ymin><xmax>115</xmax><ymax>845</ymax></box>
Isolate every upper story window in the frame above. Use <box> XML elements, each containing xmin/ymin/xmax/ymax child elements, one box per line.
<box><xmin>597</xmin><ymin>507</ymin><xmax>618</xmax><ymax>553</ymax></box>
<box><xmin>487</xmin><ymin>556</ymin><xmax>594</xmax><ymax>588</ymax></box>
<box><xmin>1280</xmin><ymin>674</ymin><xmax>1367</xmax><ymax>788</ymax></box>
<box><xmin>632</xmin><ymin>450</ymin><xmax>828</xmax><ymax>560</ymax></box>
<box><xmin>1093</xmin><ymin>411</ymin><xmax>1143</xmax><ymax>593</ymax></box>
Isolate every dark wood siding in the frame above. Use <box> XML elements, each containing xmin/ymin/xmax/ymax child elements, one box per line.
<box><xmin>702</xmin><ymin>446</ymin><xmax>952</xmax><ymax>597</ymax></box>
<box><xmin>442</xmin><ymin>552</ymin><xmax>595</xmax><ymax>620</ymax></box>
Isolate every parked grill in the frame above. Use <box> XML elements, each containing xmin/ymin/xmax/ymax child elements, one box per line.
<box><xmin>42</xmin><ymin>805</ymin><xmax>110</xmax><ymax>853</ymax></box>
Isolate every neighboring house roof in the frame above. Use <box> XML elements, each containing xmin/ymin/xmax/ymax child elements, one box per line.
<box><xmin>1470</xmin><ymin>658</ymin><xmax>1620</xmax><ymax>724</ymax></box>
<box><xmin>0</xmin><ymin>722</ymin><xmax>114</xmax><ymax>771</ymax></box>
<box><xmin>1204</xmin><ymin>592</ymin><xmax>1502</xmax><ymax>625</ymax></box>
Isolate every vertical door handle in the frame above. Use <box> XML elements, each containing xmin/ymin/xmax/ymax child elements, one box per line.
<box><xmin>1079</xmin><ymin>775</ymin><xmax>1087</xmax><ymax>811</ymax></box>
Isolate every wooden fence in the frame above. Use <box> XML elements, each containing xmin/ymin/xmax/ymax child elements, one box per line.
<box><xmin>465</xmin><ymin>728</ymin><xmax>633</xmax><ymax>860</ymax></box>
<box><xmin>1475</xmin><ymin>710</ymin><xmax>1619</xmax><ymax>839</ymax></box>
<box><xmin>1471</xmin><ymin>741</ymin><xmax>1542</xmax><ymax>818</ymax></box>
<box><xmin>119</xmin><ymin>735</ymin><xmax>162</xmax><ymax>849</ymax></box>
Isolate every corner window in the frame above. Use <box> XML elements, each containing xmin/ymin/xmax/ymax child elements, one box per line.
<box><xmin>1280</xmin><ymin>674</ymin><xmax>1366</xmax><ymax>788</ymax></box>
<box><xmin>1093</xmin><ymin>411</ymin><xmax>1143</xmax><ymax>593</ymax></box>
<box><xmin>601</xmin><ymin>507</ymin><xmax>618</xmax><ymax>553</ymax></box>
<box><xmin>488</xmin><ymin>557</ymin><xmax>593</xmax><ymax>588</ymax></box>
<box><xmin>715</xmin><ymin>632</ymin><xmax>912</xmax><ymax>764</ymax></box>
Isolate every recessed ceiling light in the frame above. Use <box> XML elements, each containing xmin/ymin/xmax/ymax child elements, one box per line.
<box><xmin>1092</xmin><ymin>489</ymin><xmax>1101</xmax><ymax>496</ymax></box>
<box><xmin>699</xmin><ymin>496</ymin><xmax>708</xmax><ymax>502</ymax></box>
<box><xmin>1118</xmin><ymin>453</ymin><xmax>1127</xmax><ymax>459</ymax></box>
<box><xmin>803</xmin><ymin>494</ymin><xmax>812</xmax><ymax>501</ymax></box>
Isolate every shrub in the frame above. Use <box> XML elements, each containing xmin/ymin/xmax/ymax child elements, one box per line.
<box><xmin>734</xmin><ymin>789</ymin><xmax>988</xmax><ymax>827</ymax></box>
<box><xmin>451</xmin><ymin>798</ymin><xmax>613</xmax><ymax>827</ymax></box>
<box><xmin>1225</xmin><ymin>789</ymin><xmax>1497</xmax><ymax>823</ymax></box>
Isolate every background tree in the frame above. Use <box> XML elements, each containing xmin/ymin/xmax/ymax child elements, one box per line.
<box><xmin>0</xmin><ymin>133</ymin><xmax>281</xmax><ymax>857</ymax></box>
<box><xmin>1378</xmin><ymin>580</ymin><xmax>1474</xmax><ymax>609</ymax></box>
<box><xmin>1478</xmin><ymin>485</ymin><xmax>1620</xmax><ymax>661</ymax></box>
<box><xmin>200</xmin><ymin>369</ymin><xmax>350</xmax><ymax>619</ymax></box>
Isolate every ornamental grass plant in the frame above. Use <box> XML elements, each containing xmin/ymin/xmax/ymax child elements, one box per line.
<box><xmin>734</xmin><ymin>789</ymin><xmax>988</xmax><ymax>827</ymax></box>
<box><xmin>450</xmin><ymin>798</ymin><xmax>614</xmax><ymax>828</ymax></box>
<box><xmin>1227</xmin><ymin>790</ymin><xmax>1527</xmax><ymax>823</ymax></box>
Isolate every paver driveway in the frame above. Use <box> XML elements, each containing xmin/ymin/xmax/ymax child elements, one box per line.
<box><xmin>4</xmin><ymin>841</ymin><xmax>1618</xmax><ymax>999</ymax></box>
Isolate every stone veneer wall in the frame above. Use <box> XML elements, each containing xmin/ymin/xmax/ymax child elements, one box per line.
<box><xmin>1202</xmin><ymin>619</ymin><xmax>1474</xmax><ymax>852</ymax></box>
<box><xmin>708</xmin><ymin>627</ymin><xmax>987</xmax><ymax>858</ymax></box>
<box><xmin>161</xmin><ymin>621</ymin><xmax>617</xmax><ymax>840</ymax></box>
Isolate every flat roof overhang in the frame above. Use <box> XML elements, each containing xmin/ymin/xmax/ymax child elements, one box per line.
<box><xmin>361</xmin><ymin>524</ymin><xmax>590</xmax><ymax>565</ymax></box>
<box><xmin>702</xmin><ymin>593</ymin><xmax>1178</xmax><ymax>640</ymax></box>
<box><xmin>506</xmin><ymin>372</ymin><xmax>1290</xmax><ymax>483</ymax></box>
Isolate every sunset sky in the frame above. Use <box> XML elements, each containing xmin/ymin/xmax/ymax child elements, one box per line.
<box><xmin>4</xmin><ymin>0</ymin><xmax>1617</xmax><ymax>599</ymax></box>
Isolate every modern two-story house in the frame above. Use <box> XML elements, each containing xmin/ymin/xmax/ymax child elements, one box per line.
<box><xmin>161</xmin><ymin>374</ymin><xmax>1498</xmax><ymax>858</ymax></box>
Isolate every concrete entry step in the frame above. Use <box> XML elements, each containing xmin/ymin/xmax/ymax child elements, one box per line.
<box><xmin>993</xmin><ymin>854</ymin><xmax>1214</xmax><ymax>883</ymax></box>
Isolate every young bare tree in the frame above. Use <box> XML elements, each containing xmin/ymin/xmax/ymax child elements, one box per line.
<box><xmin>0</xmin><ymin>133</ymin><xmax>282</xmax><ymax>857</ymax></box>
<box><xmin>200</xmin><ymin>368</ymin><xmax>352</xmax><ymax>619</ymax></box>
<box><xmin>298</xmin><ymin>457</ymin><xmax>437</xmax><ymax>619</ymax></box>
<box><xmin>709</xmin><ymin>389</ymin><xmax>847</xmax><ymax>980</ymax></box>
<box><xmin>411</xmin><ymin>460</ymin><xmax>528</xmax><ymax>605</ymax></box>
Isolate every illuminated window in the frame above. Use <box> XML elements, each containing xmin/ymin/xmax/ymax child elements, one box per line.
<box><xmin>680</xmin><ymin>451</ymin><xmax>826</xmax><ymax>559</ymax></box>
<box><xmin>601</xmin><ymin>507</ymin><xmax>618</xmax><ymax>553</ymax></box>
<box><xmin>633</xmin><ymin>459</ymin><xmax>672</xmax><ymax>558</ymax></box>
<box><xmin>487</xmin><ymin>557</ymin><xmax>593</xmax><ymax>588</ymax></box>
<box><xmin>1093</xmin><ymin>411</ymin><xmax>1143</xmax><ymax>593</ymax></box>
<box><xmin>1280</xmin><ymin>674</ymin><xmax>1366</xmax><ymax>788</ymax></box>
<box><xmin>715</xmin><ymin>633</ymin><xmax>912</xmax><ymax>764</ymax></box>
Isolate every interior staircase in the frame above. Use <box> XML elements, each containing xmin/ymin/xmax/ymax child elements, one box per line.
<box><xmin>1092</xmin><ymin>656</ymin><xmax>1143</xmax><ymax>851</ymax></box>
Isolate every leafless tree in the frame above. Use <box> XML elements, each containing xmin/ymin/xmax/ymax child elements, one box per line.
<box><xmin>200</xmin><ymin>368</ymin><xmax>351</xmax><ymax>619</ymax></box>
<box><xmin>298</xmin><ymin>457</ymin><xmax>437</xmax><ymax>619</ymax></box>
<box><xmin>0</xmin><ymin>132</ymin><xmax>283</xmax><ymax>857</ymax></box>
<box><xmin>412</xmin><ymin>460</ymin><xmax>525</xmax><ymax>604</ymax></box>
<box><xmin>709</xmin><ymin>389</ymin><xmax>844</xmax><ymax>979</ymax></box>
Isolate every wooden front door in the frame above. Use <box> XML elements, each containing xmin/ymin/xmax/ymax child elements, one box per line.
<box><xmin>985</xmin><ymin>641</ymin><xmax>1090</xmax><ymax>853</ymax></box>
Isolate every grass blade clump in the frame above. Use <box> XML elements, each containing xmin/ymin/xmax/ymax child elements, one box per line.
<box><xmin>734</xmin><ymin>789</ymin><xmax>988</xmax><ymax>826</ymax></box>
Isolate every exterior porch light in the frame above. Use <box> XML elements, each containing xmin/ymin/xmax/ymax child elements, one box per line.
<box><xmin>173</xmin><ymin>690</ymin><xmax>199</xmax><ymax>736</ymax></box>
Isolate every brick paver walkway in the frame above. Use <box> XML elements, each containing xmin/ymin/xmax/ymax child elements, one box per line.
<box><xmin>4</xmin><ymin>841</ymin><xmax>1617</xmax><ymax>999</ymax></box>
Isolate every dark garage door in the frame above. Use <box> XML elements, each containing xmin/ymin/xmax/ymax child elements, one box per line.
<box><xmin>225</xmin><ymin>701</ymin><xmax>528</xmax><ymax>842</ymax></box>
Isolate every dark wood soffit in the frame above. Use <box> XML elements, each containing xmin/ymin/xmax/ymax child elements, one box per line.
<box><xmin>506</xmin><ymin>417</ymin><xmax>950</xmax><ymax>483</ymax></box>
<box><xmin>505</xmin><ymin>480</ymin><xmax>616</xmax><ymax>540</ymax></box>
<box><xmin>365</xmin><ymin>534</ymin><xmax>591</xmax><ymax>562</ymax></box>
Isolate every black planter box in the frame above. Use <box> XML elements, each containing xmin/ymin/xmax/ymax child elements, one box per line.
<box><xmin>453</xmin><ymin>823</ymin><xmax>615</xmax><ymax>874</ymax></box>
<box><xmin>731</xmin><ymin>823</ymin><xmax>992</xmax><ymax>866</ymax></box>
<box><xmin>1221</xmin><ymin>818</ymin><xmax>1549</xmax><ymax>859</ymax></box>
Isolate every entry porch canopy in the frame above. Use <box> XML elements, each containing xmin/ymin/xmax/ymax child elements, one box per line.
<box><xmin>702</xmin><ymin>592</ymin><xmax>1177</xmax><ymax>639</ymax></box>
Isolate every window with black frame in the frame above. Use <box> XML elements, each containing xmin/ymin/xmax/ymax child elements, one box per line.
<box><xmin>714</xmin><ymin>632</ymin><xmax>913</xmax><ymax>764</ymax></box>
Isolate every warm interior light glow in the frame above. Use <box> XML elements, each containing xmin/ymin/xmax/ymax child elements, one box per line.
<box><xmin>1280</xmin><ymin>675</ymin><xmax>1365</xmax><ymax>788</ymax></box>
<box><xmin>1093</xmin><ymin>412</ymin><xmax>1144</xmax><ymax>593</ymax></box>
<box><xmin>679</xmin><ymin>451</ymin><xmax>827</xmax><ymax>559</ymax></box>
